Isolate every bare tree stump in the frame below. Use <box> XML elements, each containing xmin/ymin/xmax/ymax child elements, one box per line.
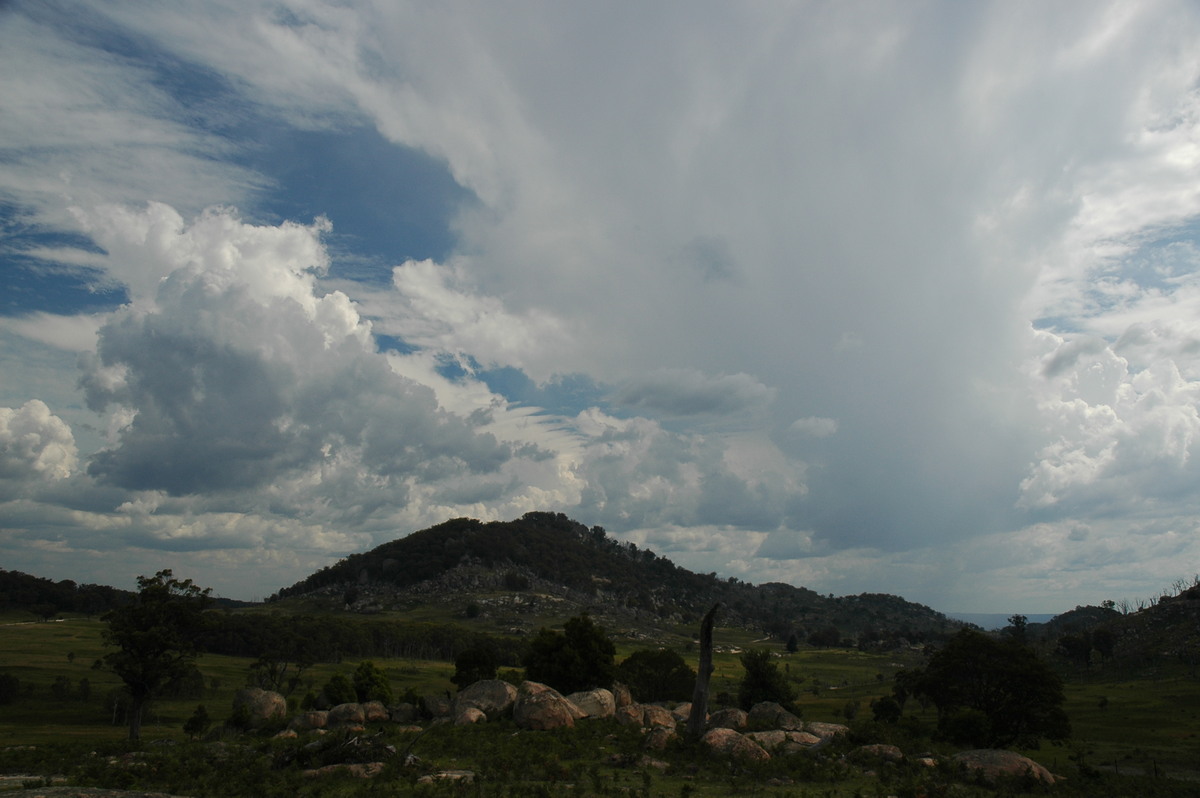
<box><xmin>688</xmin><ymin>603</ymin><xmax>720</xmax><ymax>740</ymax></box>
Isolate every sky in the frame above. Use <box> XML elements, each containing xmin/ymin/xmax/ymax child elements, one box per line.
<box><xmin>3</xmin><ymin>1</ymin><xmax>1200</xmax><ymax>613</ymax></box>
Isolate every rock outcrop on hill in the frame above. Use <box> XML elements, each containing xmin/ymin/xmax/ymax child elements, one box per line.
<box><xmin>273</xmin><ymin>512</ymin><xmax>965</xmax><ymax>646</ymax></box>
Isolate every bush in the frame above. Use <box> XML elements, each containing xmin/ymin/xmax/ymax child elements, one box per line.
<box><xmin>0</xmin><ymin>673</ymin><xmax>21</xmax><ymax>704</ymax></box>
<box><xmin>183</xmin><ymin>705</ymin><xmax>211</xmax><ymax>739</ymax></box>
<box><xmin>738</xmin><ymin>649</ymin><xmax>795</xmax><ymax>710</ymax></box>
<box><xmin>320</xmin><ymin>673</ymin><xmax>356</xmax><ymax>706</ymax></box>
<box><xmin>50</xmin><ymin>675</ymin><xmax>72</xmax><ymax>701</ymax></box>
<box><xmin>524</xmin><ymin>613</ymin><xmax>615</xmax><ymax>694</ymax></box>
<box><xmin>453</xmin><ymin>643</ymin><xmax>498</xmax><ymax>688</ymax></box>
<box><xmin>352</xmin><ymin>661</ymin><xmax>392</xmax><ymax>703</ymax></box>
<box><xmin>616</xmin><ymin>648</ymin><xmax>696</xmax><ymax>702</ymax></box>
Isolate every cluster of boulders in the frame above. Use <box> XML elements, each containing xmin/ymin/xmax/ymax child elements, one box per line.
<box><xmin>232</xmin><ymin>682</ymin><xmax>1055</xmax><ymax>787</ymax></box>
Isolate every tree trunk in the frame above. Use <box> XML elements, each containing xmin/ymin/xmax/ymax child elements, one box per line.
<box><xmin>688</xmin><ymin>603</ymin><xmax>720</xmax><ymax>740</ymax></box>
<box><xmin>129</xmin><ymin>695</ymin><xmax>145</xmax><ymax>741</ymax></box>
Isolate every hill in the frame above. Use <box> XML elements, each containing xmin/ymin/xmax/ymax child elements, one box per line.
<box><xmin>273</xmin><ymin>511</ymin><xmax>964</xmax><ymax>647</ymax></box>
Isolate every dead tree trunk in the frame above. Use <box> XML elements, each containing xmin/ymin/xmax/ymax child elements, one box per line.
<box><xmin>688</xmin><ymin>603</ymin><xmax>720</xmax><ymax>740</ymax></box>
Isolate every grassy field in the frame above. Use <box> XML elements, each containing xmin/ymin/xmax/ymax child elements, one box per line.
<box><xmin>3</xmin><ymin>609</ymin><xmax>1200</xmax><ymax>795</ymax></box>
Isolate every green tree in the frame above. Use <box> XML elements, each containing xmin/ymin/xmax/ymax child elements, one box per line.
<box><xmin>738</xmin><ymin>648</ymin><xmax>795</xmax><ymax>710</ymax></box>
<box><xmin>320</xmin><ymin>673</ymin><xmax>356</xmax><ymax>706</ymax></box>
<box><xmin>352</xmin><ymin>660</ymin><xmax>393</xmax><ymax>703</ymax></box>
<box><xmin>1003</xmin><ymin>614</ymin><xmax>1028</xmax><ymax>645</ymax></box>
<box><xmin>50</xmin><ymin>675</ymin><xmax>72</xmax><ymax>701</ymax></box>
<box><xmin>101</xmin><ymin>570</ymin><xmax>211</xmax><ymax>740</ymax></box>
<box><xmin>245</xmin><ymin>622</ymin><xmax>313</xmax><ymax>697</ymax></box>
<box><xmin>899</xmin><ymin>629</ymin><xmax>1069</xmax><ymax>748</ymax></box>
<box><xmin>183</xmin><ymin>704</ymin><xmax>211</xmax><ymax>740</ymax></box>
<box><xmin>452</xmin><ymin>643</ymin><xmax>498</xmax><ymax>688</ymax></box>
<box><xmin>807</xmin><ymin>625</ymin><xmax>841</xmax><ymax>648</ymax></box>
<box><xmin>1091</xmin><ymin>627</ymin><xmax>1116</xmax><ymax>662</ymax></box>
<box><xmin>523</xmin><ymin>613</ymin><xmax>615</xmax><ymax>694</ymax></box>
<box><xmin>1057</xmin><ymin>633</ymin><xmax>1092</xmax><ymax>669</ymax></box>
<box><xmin>617</xmin><ymin>648</ymin><xmax>696</xmax><ymax>702</ymax></box>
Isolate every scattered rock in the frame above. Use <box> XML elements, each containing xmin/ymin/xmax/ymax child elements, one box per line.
<box><xmin>455</xmin><ymin>707</ymin><xmax>486</xmax><ymax>725</ymax></box>
<box><xmin>639</xmin><ymin>755</ymin><xmax>670</xmax><ymax>772</ymax></box>
<box><xmin>644</xmin><ymin>726</ymin><xmax>677</xmax><ymax>752</ymax></box>
<box><xmin>747</xmin><ymin>701</ymin><xmax>803</xmax><ymax>731</ymax></box>
<box><xmin>420</xmin><ymin>693</ymin><xmax>452</xmax><ymax>719</ymax></box>
<box><xmin>707</xmin><ymin>708</ymin><xmax>748</xmax><ymax>730</ymax></box>
<box><xmin>513</xmin><ymin>681</ymin><xmax>577</xmax><ymax>730</ymax></box>
<box><xmin>303</xmin><ymin>762</ymin><xmax>386</xmax><ymax>779</ymax></box>
<box><xmin>642</xmin><ymin>705</ymin><xmax>676</xmax><ymax>728</ymax></box>
<box><xmin>615</xmin><ymin>704</ymin><xmax>645</xmax><ymax>727</ymax></box>
<box><xmin>701</xmin><ymin>727</ymin><xmax>771</xmax><ymax>763</ymax></box>
<box><xmin>454</xmin><ymin>680</ymin><xmax>518</xmax><ymax>717</ymax></box>
<box><xmin>389</xmin><ymin>703</ymin><xmax>419</xmax><ymax>724</ymax></box>
<box><xmin>612</xmin><ymin>683</ymin><xmax>633</xmax><ymax>707</ymax></box>
<box><xmin>786</xmin><ymin>730</ymin><xmax>821</xmax><ymax>745</ymax></box>
<box><xmin>417</xmin><ymin>770</ymin><xmax>476</xmax><ymax>784</ymax></box>
<box><xmin>288</xmin><ymin>710</ymin><xmax>328</xmax><ymax>732</ymax></box>
<box><xmin>745</xmin><ymin>730</ymin><xmax>788</xmax><ymax>751</ymax></box>
<box><xmin>851</xmin><ymin>744</ymin><xmax>904</xmax><ymax>764</ymax></box>
<box><xmin>952</xmin><ymin>749</ymin><xmax>1055</xmax><ymax>785</ymax></box>
<box><xmin>232</xmin><ymin>688</ymin><xmax>286</xmax><ymax>729</ymax></box>
<box><xmin>804</xmin><ymin>721</ymin><xmax>849</xmax><ymax>740</ymax></box>
<box><xmin>362</xmin><ymin>701</ymin><xmax>390</xmax><ymax>722</ymax></box>
<box><xmin>566</xmin><ymin>688</ymin><xmax>616</xmax><ymax>718</ymax></box>
<box><xmin>327</xmin><ymin>703</ymin><xmax>366</xmax><ymax>727</ymax></box>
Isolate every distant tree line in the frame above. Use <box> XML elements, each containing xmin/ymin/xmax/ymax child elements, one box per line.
<box><xmin>199</xmin><ymin>611</ymin><xmax>522</xmax><ymax>666</ymax></box>
<box><xmin>0</xmin><ymin>569</ymin><xmax>132</xmax><ymax>618</ymax></box>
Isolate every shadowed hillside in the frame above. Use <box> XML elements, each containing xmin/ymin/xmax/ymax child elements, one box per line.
<box><xmin>273</xmin><ymin>511</ymin><xmax>964</xmax><ymax>647</ymax></box>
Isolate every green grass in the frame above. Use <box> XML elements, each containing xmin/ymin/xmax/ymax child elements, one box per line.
<box><xmin>5</xmin><ymin>617</ymin><xmax>1200</xmax><ymax>795</ymax></box>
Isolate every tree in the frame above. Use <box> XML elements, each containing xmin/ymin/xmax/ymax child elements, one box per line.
<box><xmin>523</xmin><ymin>613</ymin><xmax>615</xmax><ymax>694</ymax></box>
<box><xmin>319</xmin><ymin>673</ymin><xmax>356</xmax><ymax>706</ymax></box>
<box><xmin>808</xmin><ymin>625</ymin><xmax>842</xmax><ymax>648</ymax></box>
<box><xmin>452</xmin><ymin>643</ymin><xmax>498</xmax><ymax>688</ymax></box>
<box><xmin>352</xmin><ymin>660</ymin><xmax>393</xmax><ymax>703</ymax></box>
<box><xmin>738</xmin><ymin>648</ymin><xmax>796</xmax><ymax>710</ymax></box>
<box><xmin>245</xmin><ymin>622</ymin><xmax>313</xmax><ymax>697</ymax></box>
<box><xmin>1057</xmin><ymin>633</ymin><xmax>1092</xmax><ymax>669</ymax></box>
<box><xmin>183</xmin><ymin>704</ymin><xmax>211</xmax><ymax>740</ymax></box>
<box><xmin>101</xmin><ymin>570</ymin><xmax>211</xmax><ymax>740</ymax></box>
<box><xmin>1091</xmin><ymin>627</ymin><xmax>1116</xmax><ymax>662</ymax></box>
<box><xmin>899</xmin><ymin>629</ymin><xmax>1069</xmax><ymax>748</ymax></box>
<box><xmin>617</xmin><ymin>648</ymin><xmax>696</xmax><ymax>702</ymax></box>
<box><xmin>1003</xmin><ymin>614</ymin><xmax>1028</xmax><ymax>645</ymax></box>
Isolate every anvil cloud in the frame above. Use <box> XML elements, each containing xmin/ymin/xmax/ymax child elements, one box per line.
<box><xmin>3</xmin><ymin>1</ymin><xmax>1200</xmax><ymax>612</ymax></box>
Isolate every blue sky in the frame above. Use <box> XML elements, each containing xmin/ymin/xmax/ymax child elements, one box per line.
<box><xmin>4</xmin><ymin>1</ymin><xmax>1200</xmax><ymax>612</ymax></box>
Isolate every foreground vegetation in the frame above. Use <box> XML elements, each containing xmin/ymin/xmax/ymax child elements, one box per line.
<box><xmin>3</xmin><ymin>609</ymin><xmax>1199</xmax><ymax>796</ymax></box>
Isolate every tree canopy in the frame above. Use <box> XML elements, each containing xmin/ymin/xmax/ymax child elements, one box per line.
<box><xmin>617</xmin><ymin>648</ymin><xmax>696</xmax><ymax>702</ymax></box>
<box><xmin>738</xmin><ymin>648</ymin><xmax>796</xmax><ymax>710</ymax></box>
<box><xmin>523</xmin><ymin>613</ymin><xmax>615</xmax><ymax>694</ymax></box>
<box><xmin>101</xmin><ymin>570</ymin><xmax>211</xmax><ymax>740</ymax></box>
<box><xmin>897</xmin><ymin>628</ymin><xmax>1070</xmax><ymax>748</ymax></box>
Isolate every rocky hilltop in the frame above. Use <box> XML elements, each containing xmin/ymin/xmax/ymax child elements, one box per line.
<box><xmin>274</xmin><ymin>512</ymin><xmax>964</xmax><ymax>646</ymax></box>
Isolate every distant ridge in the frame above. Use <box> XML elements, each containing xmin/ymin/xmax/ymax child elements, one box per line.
<box><xmin>276</xmin><ymin>511</ymin><xmax>967</xmax><ymax>646</ymax></box>
<box><xmin>946</xmin><ymin>612</ymin><xmax>1056</xmax><ymax>630</ymax></box>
